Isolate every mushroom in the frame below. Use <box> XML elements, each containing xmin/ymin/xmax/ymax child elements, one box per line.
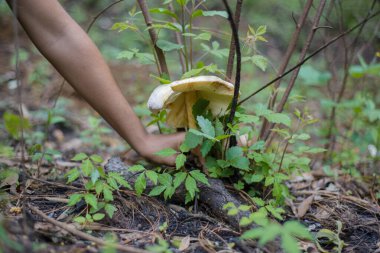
<box><xmin>147</xmin><ymin>76</ymin><xmax>234</xmax><ymax>129</ymax></box>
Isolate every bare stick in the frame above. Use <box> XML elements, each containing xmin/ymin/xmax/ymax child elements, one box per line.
<box><xmin>237</xmin><ymin>10</ymin><xmax>380</xmax><ymax>106</ymax></box>
<box><xmin>259</xmin><ymin>0</ymin><xmax>313</xmax><ymax>139</ymax></box>
<box><xmin>168</xmin><ymin>2</ymin><xmax>186</xmax><ymax>73</ymax></box>
<box><xmin>11</xmin><ymin>0</ymin><xmax>26</xmax><ymax>168</ymax></box>
<box><xmin>222</xmin><ymin>0</ymin><xmax>241</xmax><ymax>137</ymax></box>
<box><xmin>225</xmin><ymin>0</ymin><xmax>243</xmax><ymax>82</ymax></box>
<box><xmin>137</xmin><ymin>0</ymin><xmax>170</xmax><ymax>77</ymax></box>
<box><xmin>28</xmin><ymin>204</ymin><xmax>149</xmax><ymax>253</ymax></box>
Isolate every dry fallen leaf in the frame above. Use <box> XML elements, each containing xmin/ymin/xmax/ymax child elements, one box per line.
<box><xmin>178</xmin><ymin>235</ymin><xmax>191</xmax><ymax>251</ymax></box>
<box><xmin>297</xmin><ymin>195</ymin><xmax>314</xmax><ymax>218</ymax></box>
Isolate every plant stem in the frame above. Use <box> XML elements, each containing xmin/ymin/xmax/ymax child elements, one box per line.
<box><xmin>259</xmin><ymin>0</ymin><xmax>313</xmax><ymax>140</ymax></box>
<box><xmin>226</xmin><ymin>0</ymin><xmax>243</xmax><ymax>82</ymax></box>
<box><xmin>222</xmin><ymin>0</ymin><xmax>241</xmax><ymax>144</ymax></box>
<box><xmin>137</xmin><ymin>0</ymin><xmax>170</xmax><ymax>77</ymax></box>
<box><xmin>168</xmin><ymin>2</ymin><xmax>186</xmax><ymax>74</ymax></box>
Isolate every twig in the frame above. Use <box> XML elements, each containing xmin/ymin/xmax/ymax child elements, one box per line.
<box><xmin>222</xmin><ymin>0</ymin><xmax>241</xmax><ymax>140</ymax></box>
<box><xmin>168</xmin><ymin>2</ymin><xmax>185</xmax><ymax>74</ymax></box>
<box><xmin>225</xmin><ymin>0</ymin><xmax>243</xmax><ymax>82</ymax></box>
<box><xmin>11</xmin><ymin>0</ymin><xmax>26</xmax><ymax>168</ymax></box>
<box><xmin>259</xmin><ymin>0</ymin><xmax>313</xmax><ymax>139</ymax></box>
<box><xmin>28</xmin><ymin>204</ymin><xmax>149</xmax><ymax>253</ymax></box>
<box><xmin>237</xmin><ymin>10</ymin><xmax>380</xmax><ymax>106</ymax></box>
<box><xmin>137</xmin><ymin>0</ymin><xmax>170</xmax><ymax>77</ymax></box>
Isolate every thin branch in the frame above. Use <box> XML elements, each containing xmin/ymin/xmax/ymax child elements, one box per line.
<box><xmin>237</xmin><ymin>10</ymin><xmax>380</xmax><ymax>106</ymax></box>
<box><xmin>86</xmin><ymin>0</ymin><xmax>124</xmax><ymax>33</ymax></box>
<box><xmin>259</xmin><ymin>0</ymin><xmax>313</xmax><ymax>140</ymax></box>
<box><xmin>168</xmin><ymin>2</ymin><xmax>186</xmax><ymax>74</ymax></box>
<box><xmin>222</xmin><ymin>0</ymin><xmax>241</xmax><ymax>137</ymax></box>
<box><xmin>28</xmin><ymin>204</ymin><xmax>149</xmax><ymax>253</ymax></box>
<box><xmin>11</xmin><ymin>0</ymin><xmax>26</xmax><ymax>168</ymax></box>
<box><xmin>225</xmin><ymin>0</ymin><xmax>243</xmax><ymax>82</ymax></box>
<box><xmin>264</xmin><ymin>0</ymin><xmax>327</xmax><ymax>144</ymax></box>
<box><xmin>137</xmin><ymin>0</ymin><xmax>170</xmax><ymax>77</ymax></box>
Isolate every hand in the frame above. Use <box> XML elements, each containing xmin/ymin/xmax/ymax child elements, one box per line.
<box><xmin>136</xmin><ymin>132</ymin><xmax>185</xmax><ymax>166</ymax></box>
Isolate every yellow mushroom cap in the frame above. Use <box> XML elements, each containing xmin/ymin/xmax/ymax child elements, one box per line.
<box><xmin>147</xmin><ymin>76</ymin><xmax>234</xmax><ymax>129</ymax></box>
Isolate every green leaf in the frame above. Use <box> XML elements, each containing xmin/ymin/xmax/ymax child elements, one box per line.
<box><xmin>181</xmin><ymin>132</ymin><xmax>203</xmax><ymax>152</ymax></box>
<box><xmin>281</xmin><ymin>233</ymin><xmax>300</xmax><ymax>253</ymax></box>
<box><xmin>149</xmin><ymin>185</ymin><xmax>167</xmax><ymax>196</ymax></box>
<box><xmin>158</xmin><ymin>173</ymin><xmax>172</xmax><ymax>187</ymax></box>
<box><xmin>185</xmin><ymin>175</ymin><xmax>197</xmax><ymax>199</ymax></box>
<box><xmin>149</xmin><ymin>8</ymin><xmax>178</xmax><ymax>20</ymax></box>
<box><xmin>3</xmin><ymin>112</ymin><xmax>30</xmax><ymax>139</ymax></box>
<box><xmin>72</xmin><ymin>153</ymin><xmax>88</xmax><ymax>161</ymax></box>
<box><xmin>103</xmin><ymin>187</ymin><xmax>114</xmax><ymax>201</ymax></box>
<box><xmin>192</xmin><ymin>98</ymin><xmax>210</xmax><ymax>118</ymax></box>
<box><xmin>81</xmin><ymin>159</ymin><xmax>94</xmax><ymax>176</ymax></box>
<box><xmin>145</xmin><ymin>170</ymin><xmax>158</xmax><ymax>185</ymax></box>
<box><xmin>175</xmin><ymin>154</ymin><xmax>187</xmax><ymax>169</ymax></box>
<box><xmin>284</xmin><ymin>221</ymin><xmax>312</xmax><ymax>240</ymax></box>
<box><xmin>73</xmin><ymin>216</ymin><xmax>86</xmax><ymax>224</ymax></box>
<box><xmin>239</xmin><ymin>216</ymin><xmax>253</xmax><ymax>227</ymax></box>
<box><xmin>226</xmin><ymin>146</ymin><xmax>243</xmax><ymax>160</ymax></box>
<box><xmin>90</xmin><ymin>169</ymin><xmax>100</xmax><ymax>184</ymax></box>
<box><xmin>249</xmin><ymin>141</ymin><xmax>265</xmax><ymax>151</ymax></box>
<box><xmin>109</xmin><ymin>172</ymin><xmax>132</xmax><ymax>190</ymax></box>
<box><xmin>128</xmin><ymin>164</ymin><xmax>145</xmax><ymax>172</ymax></box>
<box><xmin>155</xmin><ymin>148</ymin><xmax>178</xmax><ymax>157</ymax></box>
<box><xmin>173</xmin><ymin>172</ymin><xmax>187</xmax><ymax>188</ymax></box>
<box><xmin>135</xmin><ymin>173</ymin><xmax>146</xmax><ymax>196</ymax></box>
<box><xmin>231</xmin><ymin>157</ymin><xmax>250</xmax><ymax>170</ymax></box>
<box><xmin>241</xmin><ymin>227</ymin><xmax>264</xmax><ymax>239</ymax></box>
<box><xmin>250</xmin><ymin>55</ymin><xmax>268</xmax><ymax>71</ymax></box>
<box><xmin>90</xmin><ymin>154</ymin><xmax>103</xmax><ymax>163</ymax></box>
<box><xmin>202</xmin><ymin>10</ymin><xmax>228</xmax><ymax>18</ymax></box>
<box><xmin>105</xmin><ymin>204</ymin><xmax>117</xmax><ymax>218</ymax></box>
<box><xmin>156</xmin><ymin>40</ymin><xmax>183</xmax><ymax>52</ymax></box>
<box><xmin>189</xmin><ymin>129</ymin><xmax>216</xmax><ymax>140</ymax></box>
<box><xmin>200</xmin><ymin>140</ymin><xmax>214</xmax><ymax>157</ymax></box>
<box><xmin>197</xmin><ymin>116</ymin><xmax>215</xmax><ymax>137</ymax></box>
<box><xmin>236</xmin><ymin>112</ymin><xmax>260</xmax><ymax>124</ymax></box>
<box><xmin>84</xmin><ymin>193</ymin><xmax>98</xmax><ymax>209</ymax></box>
<box><xmin>92</xmin><ymin>213</ymin><xmax>105</xmax><ymax>221</ymax></box>
<box><xmin>264</xmin><ymin>113</ymin><xmax>291</xmax><ymax>127</ymax></box>
<box><xmin>258</xmin><ymin>224</ymin><xmax>281</xmax><ymax>245</ymax></box>
<box><xmin>195</xmin><ymin>32</ymin><xmax>212</xmax><ymax>41</ymax></box>
<box><xmin>66</xmin><ymin>168</ymin><xmax>80</xmax><ymax>183</ymax></box>
<box><xmin>68</xmin><ymin>193</ymin><xmax>83</xmax><ymax>206</ymax></box>
<box><xmin>189</xmin><ymin>170</ymin><xmax>209</xmax><ymax>185</ymax></box>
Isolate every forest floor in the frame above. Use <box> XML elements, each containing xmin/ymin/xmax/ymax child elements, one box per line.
<box><xmin>0</xmin><ymin>14</ymin><xmax>379</xmax><ymax>253</ymax></box>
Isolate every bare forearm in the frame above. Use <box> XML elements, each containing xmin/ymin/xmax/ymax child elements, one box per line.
<box><xmin>7</xmin><ymin>0</ymin><xmax>147</xmax><ymax>152</ymax></box>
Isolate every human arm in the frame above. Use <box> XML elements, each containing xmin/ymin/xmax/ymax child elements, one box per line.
<box><xmin>6</xmin><ymin>0</ymin><xmax>184</xmax><ymax>165</ymax></box>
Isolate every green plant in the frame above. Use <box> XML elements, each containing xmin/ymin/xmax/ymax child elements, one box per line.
<box><xmin>315</xmin><ymin>221</ymin><xmax>346</xmax><ymax>253</ymax></box>
<box><xmin>80</xmin><ymin>116</ymin><xmax>112</xmax><ymax>150</ymax></box>
<box><xmin>146</xmin><ymin>239</ymin><xmax>173</xmax><ymax>253</ymax></box>
<box><xmin>65</xmin><ymin>153</ymin><xmax>131</xmax><ymax>224</ymax></box>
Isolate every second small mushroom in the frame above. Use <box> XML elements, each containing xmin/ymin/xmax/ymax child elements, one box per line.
<box><xmin>147</xmin><ymin>76</ymin><xmax>235</xmax><ymax>129</ymax></box>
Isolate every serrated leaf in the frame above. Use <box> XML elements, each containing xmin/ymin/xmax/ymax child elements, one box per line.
<box><xmin>241</xmin><ymin>228</ymin><xmax>265</xmax><ymax>239</ymax></box>
<box><xmin>264</xmin><ymin>113</ymin><xmax>291</xmax><ymax>127</ymax></box>
<box><xmin>252</xmin><ymin>197</ymin><xmax>265</xmax><ymax>207</ymax></box>
<box><xmin>92</xmin><ymin>213</ymin><xmax>105</xmax><ymax>221</ymax></box>
<box><xmin>135</xmin><ymin>173</ymin><xmax>146</xmax><ymax>196</ymax></box>
<box><xmin>281</xmin><ymin>233</ymin><xmax>300</xmax><ymax>253</ymax></box>
<box><xmin>189</xmin><ymin>129</ymin><xmax>216</xmax><ymax>140</ymax></box>
<box><xmin>200</xmin><ymin>139</ymin><xmax>214</xmax><ymax>157</ymax></box>
<box><xmin>155</xmin><ymin>148</ymin><xmax>178</xmax><ymax>157</ymax></box>
<box><xmin>157</xmin><ymin>40</ymin><xmax>183</xmax><ymax>51</ymax></box>
<box><xmin>84</xmin><ymin>193</ymin><xmax>98</xmax><ymax>209</ymax></box>
<box><xmin>183</xmin><ymin>131</ymin><xmax>203</xmax><ymax>150</ymax></box>
<box><xmin>195</xmin><ymin>32</ymin><xmax>211</xmax><ymax>41</ymax></box>
<box><xmin>185</xmin><ymin>175</ymin><xmax>197</xmax><ymax>199</ymax></box>
<box><xmin>189</xmin><ymin>170</ymin><xmax>209</xmax><ymax>185</ymax></box>
<box><xmin>103</xmin><ymin>187</ymin><xmax>113</xmax><ymax>201</ymax></box>
<box><xmin>175</xmin><ymin>154</ymin><xmax>186</xmax><ymax>169</ymax></box>
<box><xmin>251</xmin><ymin>55</ymin><xmax>268</xmax><ymax>71</ymax></box>
<box><xmin>68</xmin><ymin>193</ymin><xmax>83</xmax><ymax>206</ymax></box>
<box><xmin>231</xmin><ymin>157</ymin><xmax>250</xmax><ymax>170</ymax></box>
<box><xmin>226</xmin><ymin>146</ymin><xmax>243</xmax><ymax>160</ymax></box>
<box><xmin>73</xmin><ymin>216</ymin><xmax>86</xmax><ymax>224</ymax></box>
<box><xmin>72</xmin><ymin>153</ymin><xmax>87</xmax><ymax>161</ymax></box>
<box><xmin>197</xmin><ymin>116</ymin><xmax>215</xmax><ymax>137</ymax></box>
<box><xmin>104</xmin><ymin>203</ymin><xmax>117</xmax><ymax>218</ymax></box>
<box><xmin>202</xmin><ymin>10</ymin><xmax>228</xmax><ymax>18</ymax></box>
<box><xmin>66</xmin><ymin>168</ymin><xmax>80</xmax><ymax>183</ymax></box>
<box><xmin>149</xmin><ymin>185</ymin><xmax>167</xmax><ymax>196</ymax></box>
<box><xmin>284</xmin><ymin>221</ymin><xmax>312</xmax><ymax>240</ymax></box>
<box><xmin>240</xmin><ymin>216</ymin><xmax>253</xmax><ymax>227</ymax></box>
<box><xmin>173</xmin><ymin>172</ymin><xmax>187</xmax><ymax>188</ymax></box>
<box><xmin>81</xmin><ymin>159</ymin><xmax>93</xmax><ymax>176</ymax></box>
<box><xmin>158</xmin><ymin>173</ymin><xmax>172</xmax><ymax>187</ymax></box>
<box><xmin>90</xmin><ymin>154</ymin><xmax>103</xmax><ymax>163</ymax></box>
<box><xmin>145</xmin><ymin>170</ymin><xmax>158</xmax><ymax>185</ymax></box>
<box><xmin>128</xmin><ymin>164</ymin><xmax>145</xmax><ymax>172</ymax></box>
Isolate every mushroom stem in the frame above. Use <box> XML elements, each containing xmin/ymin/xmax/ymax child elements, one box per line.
<box><xmin>185</xmin><ymin>92</ymin><xmax>197</xmax><ymax>129</ymax></box>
